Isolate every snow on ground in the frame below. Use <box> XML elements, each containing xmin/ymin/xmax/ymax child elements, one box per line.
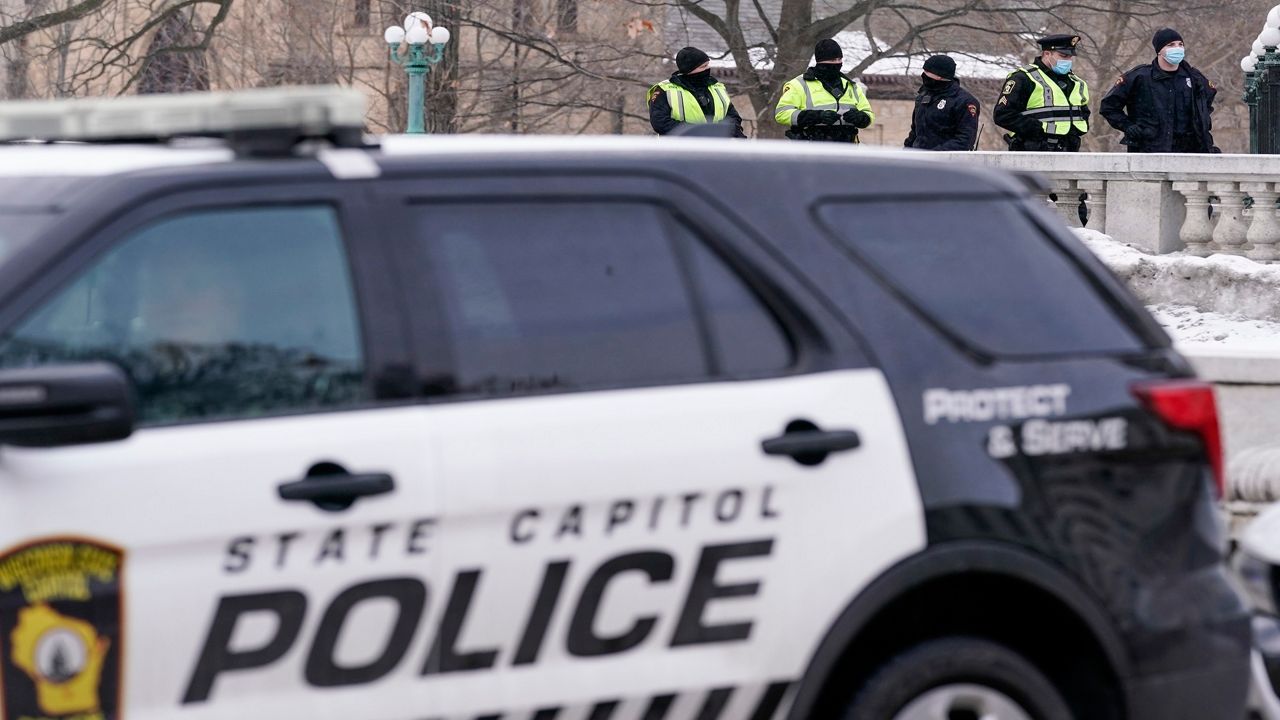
<box><xmin>1148</xmin><ymin>304</ymin><xmax>1280</xmax><ymax>352</ymax></box>
<box><xmin>705</xmin><ymin>30</ymin><xmax>1017</xmax><ymax>78</ymax></box>
<box><xmin>1074</xmin><ymin>228</ymin><xmax>1280</xmax><ymax>352</ymax></box>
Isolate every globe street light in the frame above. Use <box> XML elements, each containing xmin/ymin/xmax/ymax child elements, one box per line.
<box><xmin>1244</xmin><ymin>7</ymin><xmax>1280</xmax><ymax>151</ymax></box>
<box><xmin>386</xmin><ymin>12</ymin><xmax>451</xmax><ymax>134</ymax></box>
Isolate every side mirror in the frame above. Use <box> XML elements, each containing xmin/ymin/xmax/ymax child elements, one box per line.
<box><xmin>0</xmin><ymin>363</ymin><xmax>135</xmax><ymax>447</ymax></box>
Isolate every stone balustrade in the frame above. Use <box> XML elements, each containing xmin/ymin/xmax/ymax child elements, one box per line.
<box><xmin>939</xmin><ymin>152</ymin><xmax>1280</xmax><ymax>259</ymax></box>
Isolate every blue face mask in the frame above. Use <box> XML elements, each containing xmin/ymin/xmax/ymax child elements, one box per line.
<box><xmin>1165</xmin><ymin>48</ymin><xmax>1186</xmax><ymax>64</ymax></box>
<box><xmin>1052</xmin><ymin>59</ymin><xmax>1074</xmax><ymax>75</ymax></box>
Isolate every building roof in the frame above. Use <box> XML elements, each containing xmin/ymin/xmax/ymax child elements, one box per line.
<box><xmin>663</xmin><ymin>2</ymin><xmax>1019</xmax><ymax>97</ymax></box>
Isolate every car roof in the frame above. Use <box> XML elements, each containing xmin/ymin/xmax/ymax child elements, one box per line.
<box><xmin>0</xmin><ymin>135</ymin><xmax>1030</xmax><ymax>198</ymax></box>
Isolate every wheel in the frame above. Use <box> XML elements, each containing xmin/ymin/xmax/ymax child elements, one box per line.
<box><xmin>842</xmin><ymin>636</ymin><xmax>1074</xmax><ymax>720</ymax></box>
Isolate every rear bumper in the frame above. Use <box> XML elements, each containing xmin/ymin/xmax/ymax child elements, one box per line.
<box><xmin>1124</xmin><ymin>566</ymin><xmax>1251</xmax><ymax>720</ymax></box>
<box><xmin>1126</xmin><ymin>649</ymin><xmax>1250</xmax><ymax>720</ymax></box>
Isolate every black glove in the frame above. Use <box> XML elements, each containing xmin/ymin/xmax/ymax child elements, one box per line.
<box><xmin>1123</xmin><ymin>124</ymin><xmax>1156</xmax><ymax>144</ymax></box>
<box><xmin>797</xmin><ymin>109</ymin><xmax>839</xmax><ymax>127</ymax></box>
<box><xmin>843</xmin><ymin>109</ymin><xmax>872</xmax><ymax>128</ymax></box>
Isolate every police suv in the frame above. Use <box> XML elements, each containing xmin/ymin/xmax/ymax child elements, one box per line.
<box><xmin>0</xmin><ymin>87</ymin><xmax>1248</xmax><ymax>720</ymax></box>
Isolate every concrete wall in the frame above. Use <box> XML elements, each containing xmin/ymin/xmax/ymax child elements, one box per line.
<box><xmin>1182</xmin><ymin>348</ymin><xmax>1280</xmax><ymax>509</ymax></box>
<box><xmin>942</xmin><ymin>152</ymin><xmax>1280</xmax><ymax>259</ymax></box>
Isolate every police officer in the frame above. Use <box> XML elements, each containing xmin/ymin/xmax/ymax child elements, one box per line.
<box><xmin>994</xmin><ymin>34</ymin><xmax>1090</xmax><ymax>152</ymax></box>
<box><xmin>775</xmin><ymin>39</ymin><xmax>874</xmax><ymax>143</ymax></box>
<box><xmin>904</xmin><ymin>55</ymin><xmax>982</xmax><ymax>151</ymax></box>
<box><xmin>1100</xmin><ymin>29</ymin><xmax>1219</xmax><ymax>153</ymax></box>
<box><xmin>649</xmin><ymin>46</ymin><xmax>746</xmax><ymax>137</ymax></box>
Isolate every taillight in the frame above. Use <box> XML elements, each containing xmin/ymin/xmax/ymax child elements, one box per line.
<box><xmin>1131</xmin><ymin>380</ymin><xmax>1224</xmax><ymax>498</ymax></box>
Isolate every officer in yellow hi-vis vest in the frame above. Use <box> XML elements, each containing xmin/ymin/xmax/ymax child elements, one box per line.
<box><xmin>994</xmin><ymin>34</ymin><xmax>1090</xmax><ymax>152</ymax></box>
<box><xmin>775</xmin><ymin>39</ymin><xmax>874</xmax><ymax>143</ymax></box>
<box><xmin>648</xmin><ymin>47</ymin><xmax>746</xmax><ymax>137</ymax></box>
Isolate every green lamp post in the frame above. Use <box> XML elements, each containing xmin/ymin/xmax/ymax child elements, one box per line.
<box><xmin>1246</xmin><ymin>13</ymin><xmax>1280</xmax><ymax>153</ymax></box>
<box><xmin>385</xmin><ymin>12</ymin><xmax>451</xmax><ymax>134</ymax></box>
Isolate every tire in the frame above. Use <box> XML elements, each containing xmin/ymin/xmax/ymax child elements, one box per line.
<box><xmin>842</xmin><ymin>636</ymin><xmax>1074</xmax><ymax>720</ymax></box>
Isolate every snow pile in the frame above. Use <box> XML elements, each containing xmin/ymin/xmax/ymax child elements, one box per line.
<box><xmin>1074</xmin><ymin>228</ymin><xmax>1280</xmax><ymax>324</ymax></box>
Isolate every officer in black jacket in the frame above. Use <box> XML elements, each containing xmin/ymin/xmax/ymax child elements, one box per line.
<box><xmin>904</xmin><ymin>55</ymin><xmax>981</xmax><ymax>151</ymax></box>
<box><xmin>1100</xmin><ymin>28</ymin><xmax>1219</xmax><ymax>153</ymax></box>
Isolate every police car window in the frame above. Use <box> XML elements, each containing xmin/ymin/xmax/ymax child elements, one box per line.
<box><xmin>0</xmin><ymin>205</ymin><xmax>368</xmax><ymax>425</ymax></box>
<box><xmin>684</xmin><ymin>237</ymin><xmax>793</xmax><ymax>376</ymax></box>
<box><xmin>818</xmin><ymin>199</ymin><xmax>1144</xmax><ymax>357</ymax></box>
<box><xmin>413</xmin><ymin>201</ymin><xmax>788</xmax><ymax>397</ymax></box>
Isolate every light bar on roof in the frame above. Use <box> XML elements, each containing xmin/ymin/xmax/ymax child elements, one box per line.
<box><xmin>0</xmin><ymin>85</ymin><xmax>367</xmax><ymax>143</ymax></box>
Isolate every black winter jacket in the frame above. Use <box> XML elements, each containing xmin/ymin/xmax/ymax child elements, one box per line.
<box><xmin>904</xmin><ymin>80</ymin><xmax>981</xmax><ymax>151</ymax></box>
<box><xmin>1100</xmin><ymin>60</ymin><xmax>1218</xmax><ymax>153</ymax></box>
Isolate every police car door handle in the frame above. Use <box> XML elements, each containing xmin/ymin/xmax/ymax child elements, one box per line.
<box><xmin>761</xmin><ymin>425</ymin><xmax>861</xmax><ymax>465</ymax></box>
<box><xmin>277</xmin><ymin>472</ymin><xmax>395</xmax><ymax>508</ymax></box>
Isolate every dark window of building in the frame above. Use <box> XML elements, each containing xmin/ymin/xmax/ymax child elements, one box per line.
<box><xmin>136</xmin><ymin>10</ymin><xmax>210</xmax><ymax>95</ymax></box>
<box><xmin>556</xmin><ymin>0</ymin><xmax>578</xmax><ymax>34</ymax></box>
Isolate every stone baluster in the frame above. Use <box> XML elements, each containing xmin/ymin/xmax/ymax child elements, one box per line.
<box><xmin>1077</xmin><ymin>180</ymin><xmax>1106</xmax><ymax>231</ymax></box>
<box><xmin>1244</xmin><ymin>181</ymin><xmax>1280</xmax><ymax>262</ymax></box>
<box><xmin>1051</xmin><ymin>178</ymin><xmax>1083</xmax><ymax>228</ymax></box>
<box><xmin>1173</xmin><ymin>181</ymin><xmax>1215</xmax><ymax>257</ymax></box>
<box><xmin>1208</xmin><ymin>181</ymin><xmax>1249</xmax><ymax>256</ymax></box>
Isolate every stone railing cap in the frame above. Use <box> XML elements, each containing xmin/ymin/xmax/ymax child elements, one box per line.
<box><xmin>1181</xmin><ymin>344</ymin><xmax>1280</xmax><ymax>384</ymax></box>
<box><xmin>938</xmin><ymin>152</ymin><xmax>1280</xmax><ymax>180</ymax></box>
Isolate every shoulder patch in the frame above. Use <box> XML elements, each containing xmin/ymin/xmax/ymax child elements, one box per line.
<box><xmin>783</xmin><ymin>83</ymin><xmax>792</xmax><ymax>95</ymax></box>
<box><xmin>967</xmin><ymin>104</ymin><xmax>978</xmax><ymax>117</ymax></box>
<box><xmin>648</xmin><ymin>87</ymin><xmax>662</xmax><ymax>104</ymax></box>
<box><xmin>1115</xmin><ymin>75</ymin><xmax>1125</xmax><ymax>86</ymax></box>
<box><xmin>1002</xmin><ymin>79</ymin><xmax>1015</xmax><ymax>95</ymax></box>
<box><xmin>998</xmin><ymin>96</ymin><xmax>1009</xmax><ymax>106</ymax></box>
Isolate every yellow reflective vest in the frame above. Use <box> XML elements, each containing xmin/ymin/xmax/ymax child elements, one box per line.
<box><xmin>774</xmin><ymin>73</ymin><xmax>875</xmax><ymax>130</ymax></box>
<box><xmin>1012</xmin><ymin>64</ymin><xmax>1089</xmax><ymax>137</ymax></box>
<box><xmin>648</xmin><ymin>80</ymin><xmax>731</xmax><ymax>123</ymax></box>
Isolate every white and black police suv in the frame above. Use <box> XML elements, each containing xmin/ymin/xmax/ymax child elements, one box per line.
<box><xmin>0</xmin><ymin>86</ymin><xmax>1248</xmax><ymax>720</ymax></box>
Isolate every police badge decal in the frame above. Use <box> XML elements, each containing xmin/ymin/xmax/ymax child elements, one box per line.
<box><xmin>0</xmin><ymin>538</ymin><xmax>124</xmax><ymax>720</ymax></box>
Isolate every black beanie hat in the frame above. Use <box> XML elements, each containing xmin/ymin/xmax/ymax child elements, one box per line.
<box><xmin>1152</xmin><ymin>28</ymin><xmax>1183</xmax><ymax>52</ymax></box>
<box><xmin>676</xmin><ymin>46</ymin><xmax>711</xmax><ymax>74</ymax></box>
<box><xmin>815</xmin><ymin>39</ymin><xmax>843</xmax><ymax>62</ymax></box>
<box><xmin>923</xmin><ymin>54</ymin><xmax>957</xmax><ymax>80</ymax></box>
